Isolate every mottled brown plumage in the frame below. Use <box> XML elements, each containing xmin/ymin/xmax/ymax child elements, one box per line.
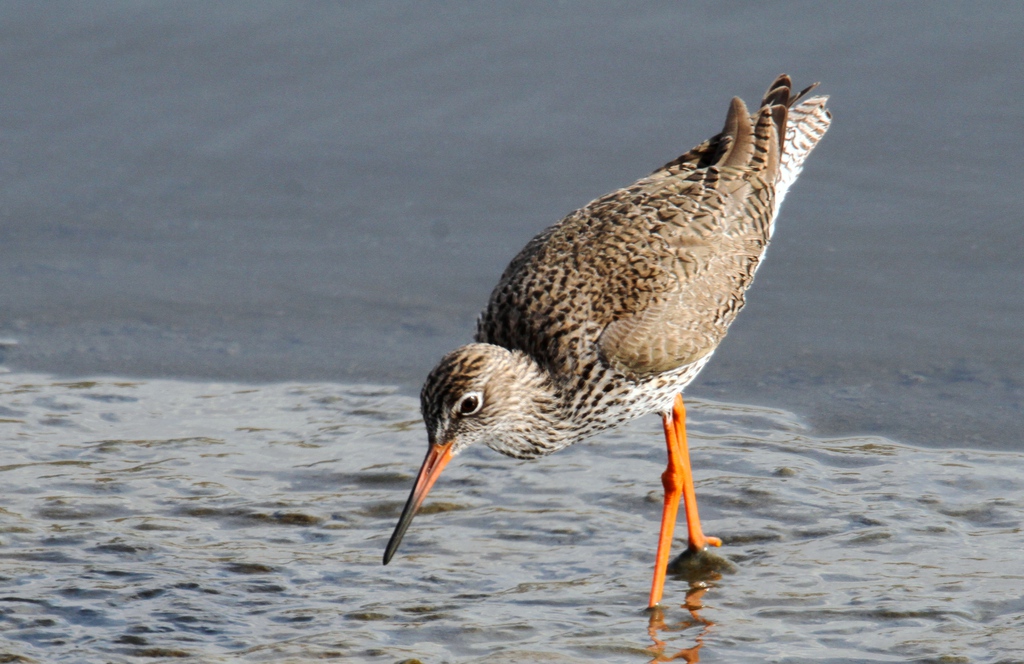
<box><xmin>385</xmin><ymin>75</ymin><xmax>831</xmax><ymax>605</ymax></box>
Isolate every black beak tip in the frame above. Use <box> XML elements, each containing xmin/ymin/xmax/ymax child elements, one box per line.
<box><xmin>383</xmin><ymin>443</ymin><xmax>450</xmax><ymax>568</ymax></box>
<box><xmin>383</xmin><ymin>526</ymin><xmax>406</xmax><ymax>566</ymax></box>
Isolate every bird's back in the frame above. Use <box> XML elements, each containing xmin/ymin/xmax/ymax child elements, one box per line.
<box><xmin>476</xmin><ymin>75</ymin><xmax>831</xmax><ymax>402</ymax></box>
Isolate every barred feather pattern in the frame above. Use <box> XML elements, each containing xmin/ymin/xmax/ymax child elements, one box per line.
<box><xmin>418</xmin><ymin>75</ymin><xmax>831</xmax><ymax>460</ymax></box>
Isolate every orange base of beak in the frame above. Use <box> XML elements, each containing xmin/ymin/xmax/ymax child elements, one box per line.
<box><xmin>383</xmin><ymin>442</ymin><xmax>454</xmax><ymax>565</ymax></box>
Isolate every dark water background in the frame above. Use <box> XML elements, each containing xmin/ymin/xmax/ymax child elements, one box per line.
<box><xmin>1</xmin><ymin>2</ymin><xmax>1023</xmax><ymax>662</ymax></box>
<box><xmin>1</xmin><ymin>2</ymin><xmax>1021</xmax><ymax>448</ymax></box>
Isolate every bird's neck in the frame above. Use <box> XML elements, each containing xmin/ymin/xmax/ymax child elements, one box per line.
<box><xmin>492</xmin><ymin>350</ymin><xmax>581</xmax><ymax>459</ymax></box>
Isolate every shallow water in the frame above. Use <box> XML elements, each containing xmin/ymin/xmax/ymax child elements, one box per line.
<box><xmin>1</xmin><ymin>374</ymin><xmax>1021</xmax><ymax>662</ymax></box>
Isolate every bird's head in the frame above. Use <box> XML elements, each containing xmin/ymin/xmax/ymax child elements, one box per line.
<box><xmin>383</xmin><ymin>343</ymin><xmax>563</xmax><ymax>565</ymax></box>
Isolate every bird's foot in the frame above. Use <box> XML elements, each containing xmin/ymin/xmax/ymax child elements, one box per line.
<box><xmin>668</xmin><ymin>544</ymin><xmax>735</xmax><ymax>583</ymax></box>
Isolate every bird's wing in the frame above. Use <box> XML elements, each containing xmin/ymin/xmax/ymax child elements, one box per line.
<box><xmin>477</xmin><ymin>76</ymin><xmax>829</xmax><ymax>381</ymax></box>
<box><xmin>595</xmin><ymin>94</ymin><xmax>783</xmax><ymax>379</ymax></box>
<box><xmin>599</xmin><ymin>75</ymin><xmax>832</xmax><ymax>379</ymax></box>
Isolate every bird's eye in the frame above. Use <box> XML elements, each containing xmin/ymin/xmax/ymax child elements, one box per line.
<box><xmin>455</xmin><ymin>392</ymin><xmax>483</xmax><ymax>417</ymax></box>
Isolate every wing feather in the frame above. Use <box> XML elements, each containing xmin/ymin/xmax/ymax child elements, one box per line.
<box><xmin>477</xmin><ymin>75</ymin><xmax>830</xmax><ymax>383</ymax></box>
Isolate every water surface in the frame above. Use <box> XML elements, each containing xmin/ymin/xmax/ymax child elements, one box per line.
<box><xmin>0</xmin><ymin>4</ymin><xmax>1022</xmax><ymax>661</ymax></box>
<box><xmin>2</xmin><ymin>375</ymin><xmax>1021</xmax><ymax>662</ymax></box>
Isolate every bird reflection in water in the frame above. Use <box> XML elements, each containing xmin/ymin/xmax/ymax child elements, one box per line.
<box><xmin>646</xmin><ymin>581</ymin><xmax>717</xmax><ymax>663</ymax></box>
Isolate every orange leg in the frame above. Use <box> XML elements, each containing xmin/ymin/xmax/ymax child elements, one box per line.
<box><xmin>648</xmin><ymin>394</ymin><xmax>722</xmax><ymax>608</ymax></box>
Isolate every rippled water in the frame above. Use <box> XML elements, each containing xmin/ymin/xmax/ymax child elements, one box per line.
<box><xmin>1</xmin><ymin>374</ymin><xmax>1022</xmax><ymax>662</ymax></box>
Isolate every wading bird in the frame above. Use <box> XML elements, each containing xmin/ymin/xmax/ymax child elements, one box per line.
<box><xmin>384</xmin><ymin>74</ymin><xmax>830</xmax><ymax>607</ymax></box>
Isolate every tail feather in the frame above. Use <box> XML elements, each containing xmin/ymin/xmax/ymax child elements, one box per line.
<box><xmin>755</xmin><ymin>74</ymin><xmax>832</xmax><ymax>234</ymax></box>
<box><xmin>774</xmin><ymin>94</ymin><xmax>831</xmax><ymax>218</ymax></box>
<box><xmin>760</xmin><ymin>74</ymin><xmax>794</xmax><ymax>108</ymax></box>
<box><xmin>653</xmin><ymin>74</ymin><xmax>831</xmax><ymax>219</ymax></box>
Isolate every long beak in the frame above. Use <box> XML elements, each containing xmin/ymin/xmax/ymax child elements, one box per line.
<box><xmin>382</xmin><ymin>442</ymin><xmax>454</xmax><ymax>565</ymax></box>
